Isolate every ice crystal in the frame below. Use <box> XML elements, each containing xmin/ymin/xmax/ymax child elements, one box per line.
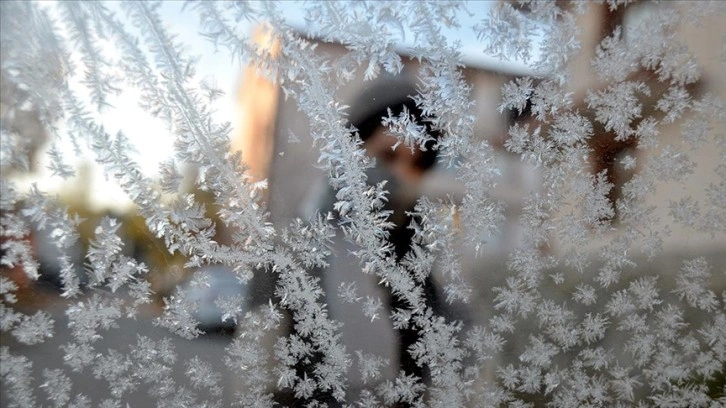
<box><xmin>1</xmin><ymin>1</ymin><xmax>725</xmax><ymax>407</ymax></box>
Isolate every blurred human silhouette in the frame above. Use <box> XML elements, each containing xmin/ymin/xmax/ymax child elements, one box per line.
<box><xmin>350</xmin><ymin>77</ymin><xmax>441</xmax><ymax>388</ymax></box>
<box><xmin>302</xmin><ymin>76</ymin><xmax>443</xmax><ymax>403</ymax></box>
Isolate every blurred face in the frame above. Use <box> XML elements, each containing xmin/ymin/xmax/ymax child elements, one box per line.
<box><xmin>364</xmin><ymin>126</ymin><xmax>425</xmax><ymax>184</ymax></box>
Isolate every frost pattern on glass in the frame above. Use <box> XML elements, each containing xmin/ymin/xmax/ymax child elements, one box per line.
<box><xmin>1</xmin><ymin>1</ymin><xmax>725</xmax><ymax>407</ymax></box>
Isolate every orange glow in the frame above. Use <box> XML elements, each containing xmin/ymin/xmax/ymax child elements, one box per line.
<box><xmin>231</xmin><ymin>25</ymin><xmax>281</xmax><ymax>185</ymax></box>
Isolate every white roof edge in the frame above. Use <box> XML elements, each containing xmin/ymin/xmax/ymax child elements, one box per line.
<box><xmin>283</xmin><ymin>22</ymin><xmax>539</xmax><ymax>78</ymax></box>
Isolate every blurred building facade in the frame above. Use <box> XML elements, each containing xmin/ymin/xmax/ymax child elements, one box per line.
<box><xmin>233</xmin><ymin>1</ymin><xmax>726</xmax><ymax>336</ymax></box>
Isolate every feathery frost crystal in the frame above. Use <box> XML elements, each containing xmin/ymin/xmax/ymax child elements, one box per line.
<box><xmin>1</xmin><ymin>1</ymin><xmax>725</xmax><ymax>407</ymax></box>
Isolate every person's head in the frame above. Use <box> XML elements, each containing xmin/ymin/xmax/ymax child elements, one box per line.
<box><xmin>349</xmin><ymin>78</ymin><xmax>439</xmax><ymax>184</ymax></box>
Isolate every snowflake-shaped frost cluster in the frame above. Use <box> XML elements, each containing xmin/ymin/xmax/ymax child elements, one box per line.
<box><xmin>1</xmin><ymin>1</ymin><xmax>725</xmax><ymax>407</ymax></box>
